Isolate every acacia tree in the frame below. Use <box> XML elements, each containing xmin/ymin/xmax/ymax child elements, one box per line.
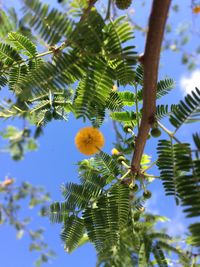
<box><xmin>0</xmin><ymin>0</ymin><xmax>200</xmax><ymax>266</ymax></box>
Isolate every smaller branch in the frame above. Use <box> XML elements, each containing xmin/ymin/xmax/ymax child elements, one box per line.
<box><xmin>105</xmin><ymin>0</ymin><xmax>112</xmax><ymax>20</ymax></box>
<box><xmin>121</xmin><ymin>160</ymin><xmax>130</xmax><ymax>169</ymax></box>
<box><xmin>143</xmin><ymin>174</ymin><xmax>160</xmax><ymax>178</ymax></box>
<box><xmin>158</xmin><ymin>121</ymin><xmax>181</xmax><ymax>144</ymax></box>
<box><xmin>142</xmin><ymin>160</ymin><xmax>157</xmax><ymax>173</ymax></box>
<box><xmin>135</xmin><ymin>85</ymin><xmax>140</xmax><ymax>131</ymax></box>
<box><xmin>119</xmin><ymin>169</ymin><xmax>131</xmax><ymax>180</ymax></box>
<box><xmin>80</xmin><ymin>0</ymin><xmax>98</xmax><ymax>21</ymax></box>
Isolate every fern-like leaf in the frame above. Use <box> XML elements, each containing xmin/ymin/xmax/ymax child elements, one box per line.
<box><xmin>193</xmin><ymin>132</ymin><xmax>200</xmax><ymax>151</ymax></box>
<box><xmin>138</xmin><ymin>243</ymin><xmax>149</xmax><ymax>267</ymax></box>
<box><xmin>23</xmin><ymin>0</ymin><xmax>74</xmax><ymax>45</ymax></box>
<box><xmin>8</xmin><ymin>32</ymin><xmax>37</xmax><ymax>57</ymax></box>
<box><xmin>157</xmin><ymin>140</ymin><xmax>180</xmax><ymax>201</ymax></box>
<box><xmin>71</xmin><ymin>10</ymin><xmax>105</xmax><ymax>53</ymax></box>
<box><xmin>104</xmin><ymin>17</ymin><xmax>137</xmax><ymax>85</ymax></box>
<box><xmin>170</xmin><ymin>87</ymin><xmax>200</xmax><ymax>132</ymax></box>
<box><xmin>0</xmin><ymin>43</ymin><xmax>21</xmax><ymax>65</ymax></box>
<box><xmin>9</xmin><ymin>64</ymin><xmax>28</xmax><ymax>93</ymax></box>
<box><xmin>18</xmin><ymin>52</ymin><xmax>84</xmax><ymax>99</ymax></box>
<box><xmin>83</xmin><ymin>184</ymin><xmax>130</xmax><ymax>252</ymax></box>
<box><xmin>61</xmin><ymin>215</ymin><xmax>85</xmax><ymax>253</ymax></box>
<box><xmin>0</xmin><ymin>74</ymin><xmax>8</xmax><ymax>88</ymax></box>
<box><xmin>188</xmin><ymin>223</ymin><xmax>200</xmax><ymax>247</ymax></box>
<box><xmin>157</xmin><ymin>78</ymin><xmax>175</xmax><ymax>98</ymax></box>
<box><xmin>94</xmin><ymin>151</ymin><xmax>120</xmax><ymax>182</ymax></box>
<box><xmin>61</xmin><ymin>183</ymin><xmax>93</xmax><ymax>210</ymax></box>
<box><xmin>156</xmin><ymin>104</ymin><xmax>178</xmax><ymax>120</ymax></box>
<box><xmin>176</xmin><ymin>159</ymin><xmax>200</xmax><ymax>218</ymax></box>
<box><xmin>73</xmin><ymin>58</ymin><xmax>114</xmax><ymax>123</ymax></box>
<box><xmin>152</xmin><ymin>243</ymin><xmax>168</xmax><ymax>267</ymax></box>
<box><xmin>49</xmin><ymin>201</ymin><xmax>69</xmax><ymax>223</ymax></box>
<box><xmin>110</xmin><ymin>111</ymin><xmax>136</xmax><ymax>122</ymax></box>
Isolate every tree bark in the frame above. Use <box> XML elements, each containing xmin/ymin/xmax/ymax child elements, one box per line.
<box><xmin>131</xmin><ymin>0</ymin><xmax>172</xmax><ymax>173</ymax></box>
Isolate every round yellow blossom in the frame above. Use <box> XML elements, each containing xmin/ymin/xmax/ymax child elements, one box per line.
<box><xmin>193</xmin><ymin>5</ymin><xmax>200</xmax><ymax>14</ymax></box>
<box><xmin>111</xmin><ymin>148</ymin><xmax>120</xmax><ymax>155</ymax></box>
<box><xmin>75</xmin><ymin>127</ymin><xmax>104</xmax><ymax>155</ymax></box>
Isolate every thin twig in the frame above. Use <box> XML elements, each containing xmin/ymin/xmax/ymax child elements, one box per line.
<box><xmin>105</xmin><ymin>0</ymin><xmax>112</xmax><ymax>20</ymax></box>
<box><xmin>131</xmin><ymin>0</ymin><xmax>172</xmax><ymax>174</ymax></box>
<box><xmin>135</xmin><ymin>85</ymin><xmax>140</xmax><ymax>131</ymax></box>
<box><xmin>80</xmin><ymin>0</ymin><xmax>98</xmax><ymax>21</ymax></box>
<box><xmin>158</xmin><ymin>121</ymin><xmax>182</xmax><ymax>144</ymax></box>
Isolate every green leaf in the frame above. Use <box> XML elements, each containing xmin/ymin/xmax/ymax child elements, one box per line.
<box><xmin>0</xmin><ymin>43</ymin><xmax>21</xmax><ymax>65</ymax></box>
<box><xmin>95</xmin><ymin>151</ymin><xmax>120</xmax><ymax>182</ymax></box>
<box><xmin>170</xmin><ymin>87</ymin><xmax>200</xmax><ymax>131</ymax></box>
<box><xmin>152</xmin><ymin>243</ymin><xmax>168</xmax><ymax>267</ymax></box>
<box><xmin>61</xmin><ymin>215</ymin><xmax>85</xmax><ymax>253</ymax></box>
<box><xmin>157</xmin><ymin>78</ymin><xmax>175</xmax><ymax>98</ymax></box>
<box><xmin>110</xmin><ymin>111</ymin><xmax>136</xmax><ymax>122</ymax></box>
<box><xmin>83</xmin><ymin>184</ymin><xmax>130</xmax><ymax>252</ymax></box>
<box><xmin>187</xmin><ymin>223</ymin><xmax>200</xmax><ymax>247</ymax></box>
<box><xmin>8</xmin><ymin>32</ymin><xmax>37</xmax><ymax>57</ymax></box>
<box><xmin>74</xmin><ymin>58</ymin><xmax>114</xmax><ymax>125</ymax></box>
<box><xmin>118</xmin><ymin>91</ymin><xmax>136</xmax><ymax>106</ymax></box>
<box><xmin>138</xmin><ymin>243</ymin><xmax>149</xmax><ymax>267</ymax></box>
<box><xmin>104</xmin><ymin>16</ymin><xmax>137</xmax><ymax>85</ymax></box>
<box><xmin>156</xmin><ymin>104</ymin><xmax>178</xmax><ymax>120</ymax></box>
<box><xmin>23</xmin><ymin>0</ymin><xmax>74</xmax><ymax>45</ymax></box>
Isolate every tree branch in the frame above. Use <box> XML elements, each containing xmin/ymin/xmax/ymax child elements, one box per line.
<box><xmin>80</xmin><ymin>0</ymin><xmax>98</xmax><ymax>21</ymax></box>
<box><xmin>131</xmin><ymin>0</ymin><xmax>171</xmax><ymax>173</ymax></box>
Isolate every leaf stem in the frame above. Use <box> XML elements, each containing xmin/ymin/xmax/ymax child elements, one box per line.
<box><xmin>142</xmin><ymin>160</ymin><xmax>157</xmax><ymax>172</ymax></box>
<box><xmin>135</xmin><ymin>85</ymin><xmax>140</xmax><ymax>131</ymax></box>
<box><xmin>119</xmin><ymin>169</ymin><xmax>131</xmax><ymax>180</ymax></box>
<box><xmin>121</xmin><ymin>160</ymin><xmax>130</xmax><ymax>169</ymax></box>
<box><xmin>158</xmin><ymin>121</ymin><xmax>181</xmax><ymax>144</ymax></box>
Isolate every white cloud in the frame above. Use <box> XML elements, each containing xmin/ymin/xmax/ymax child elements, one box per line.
<box><xmin>180</xmin><ymin>69</ymin><xmax>200</xmax><ymax>95</ymax></box>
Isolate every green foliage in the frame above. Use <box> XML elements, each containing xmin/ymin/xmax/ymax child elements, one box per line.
<box><xmin>0</xmin><ymin>179</ymin><xmax>54</xmax><ymax>266</ymax></box>
<box><xmin>72</xmin><ymin>10</ymin><xmax>104</xmax><ymax>53</ymax></box>
<box><xmin>0</xmin><ymin>9</ymin><xmax>15</xmax><ymax>38</ymax></box>
<box><xmin>157</xmin><ymin>140</ymin><xmax>190</xmax><ymax>202</ymax></box>
<box><xmin>61</xmin><ymin>215</ymin><xmax>85</xmax><ymax>253</ymax></box>
<box><xmin>83</xmin><ymin>184</ymin><xmax>130</xmax><ymax>252</ymax></box>
<box><xmin>188</xmin><ymin>223</ymin><xmax>200</xmax><ymax>247</ymax></box>
<box><xmin>94</xmin><ymin>151</ymin><xmax>120</xmax><ymax>182</ymax></box>
<box><xmin>0</xmin><ymin>43</ymin><xmax>21</xmax><ymax>65</ymax></box>
<box><xmin>73</xmin><ymin>58</ymin><xmax>114</xmax><ymax>124</ymax></box>
<box><xmin>157</xmin><ymin>78</ymin><xmax>175</xmax><ymax>98</ymax></box>
<box><xmin>156</xmin><ymin>104</ymin><xmax>178</xmax><ymax>120</ymax></box>
<box><xmin>104</xmin><ymin>16</ymin><xmax>137</xmax><ymax>85</ymax></box>
<box><xmin>0</xmin><ymin>126</ymin><xmax>38</xmax><ymax>160</ymax></box>
<box><xmin>23</xmin><ymin>0</ymin><xmax>74</xmax><ymax>45</ymax></box>
<box><xmin>170</xmin><ymin>87</ymin><xmax>200</xmax><ymax>131</ymax></box>
<box><xmin>157</xmin><ymin>137</ymin><xmax>200</xmax><ymax>247</ymax></box>
<box><xmin>110</xmin><ymin>111</ymin><xmax>136</xmax><ymax>122</ymax></box>
<box><xmin>8</xmin><ymin>32</ymin><xmax>37</xmax><ymax>57</ymax></box>
<box><xmin>49</xmin><ymin>202</ymin><xmax>69</xmax><ymax>223</ymax></box>
<box><xmin>152</xmin><ymin>243</ymin><xmax>168</xmax><ymax>267</ymax></box>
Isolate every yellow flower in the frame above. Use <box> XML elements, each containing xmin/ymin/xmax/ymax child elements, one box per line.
<box><xmin>193</xmin><ymin>5</ymin><xmax>200</xmax><ymax>14</ymax></box>
<box><xmin>75</xmin><ymin>127</ymin><xmax>104</xmax><ymax>155</ymax></box>
<box><xmin>111</xmin><ymin>148</ymin><xmax>120</xmax><ymax>155</ymax></box>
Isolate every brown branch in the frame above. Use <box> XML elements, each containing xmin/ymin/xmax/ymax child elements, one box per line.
<box><xmin>80</xmin><ymin>0</ymin><xmax>98</xmax><ymax>21</ymax></box>
<box><xmin>131</xmin><ymin>0</ymin><xmax>172</xmax><ymax>174</ymax></box>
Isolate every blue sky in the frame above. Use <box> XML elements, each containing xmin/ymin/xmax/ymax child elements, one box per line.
<box><xmin>0</xmin><ymin>0</ymin><xmax>200</xmax><ymax>266</ymax></box>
